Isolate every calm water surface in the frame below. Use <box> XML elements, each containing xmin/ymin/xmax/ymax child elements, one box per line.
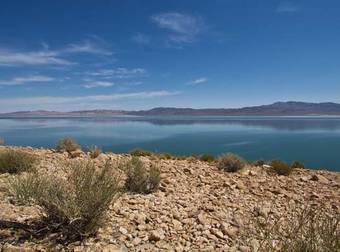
<box><xmin>0</xmin><ymin>116</ymin><xmax>340</xmax><ymax>171</ymax></box>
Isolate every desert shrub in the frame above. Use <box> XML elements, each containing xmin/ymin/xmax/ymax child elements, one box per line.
<box><xmin>270</xmin><ymin>160</ymin><xmax>292</xmax><ymax>176</ymax></box>
<box><xmin>0</xmin><ymin>138</ymin><xmax>5</xmax><ymax>146</ymax></box>
<box><xmin>252</xmin><ymin>205</ymin><xmax>340</xmax><ymax>252</ymax></box>
<box><xmin>157</xmin><ymin>152</ymin><xmax>173</xmax><ymax>160</ymax></box>
<box><xmin>88</xmin><ymin>145</ymin><xmax>102</xmax><ymax>159</ymax></box>
<box><xmin>0</xmin><ymin>149</ymin><xmax>38</xmax><ymax>174</ymax></box>
<box><xmin>129</xmin><ymin>148</ymin><xmax>153</xmax><ymax>157</ymax></box>
<box><xmin>56</xmin><ymin>138</ymin><xmax>80</xmax><ymax>153</ymax></box>
<box><xmin>124</xmin><ymin>157</ymin><xmax>160</xmax><ymax>194</ymax></box>
<box><xmin>291</xmin><ymin>160</ymin><xmax>305</xmax><ymax>169</ymax></box>
<box><xmin>217</xmin><ymin>153</ymin><xmax>246</xmax><ymax>172</ymax></box>
<box><xmin>253</xmin><ymin>159</ymin><xmax>265</xmax><ymax>167</ymax></box>
<box><xmin>9</xmin><ymin>160</ymin><xmax>120</xmax><ymax>237</ymax></box>
<box><xmin>199</xmin><ymin>154</ymin><xmax>215</xmax><ymax>163</ymax></box>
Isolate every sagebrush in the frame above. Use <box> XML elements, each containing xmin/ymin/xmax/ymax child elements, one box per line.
<box><xmin>129</xmin><ymin>148</ymin><xmax>153</xmax><ymax>157</ymax></box>
<box><xmin>0</xmin><ymin>149</ymin><xmax>38</xmax><ymax>174</ymax></box>
<box><xmin>252</xmin><ymin>205</ymin><xmax>340</xmax><ymax>252</ymax></box>
<box><xmin>200</xmin><ymin>154</ymin><xmax>215</xmax><ymax>163</ymax></box>
<box><xmin>270</xmin><ymin>160</ymin><xmax>292</xmax><ymax>176</ymax></box>
<box><xmin>9</xmin><ymin>160</ymin><xmax>121</xmax><ymax>237</ymax></box>
<box><xmin>124</xmin><ymin>157</ymin><xmax>160</xmax><ymax>194</ymax></box>
<box><xmin>217</xmin><ymin>153</ymin><xmax>246</xmax><ymax>172</ymax></box>
<box><xmin>56</xmin><ymin>138</ymin><xmax>80</xmax><ymax>153</ymax></box>
<box><xmin>88</xmin><ymin>145</ymin><xmax>102</xmax><ymax>159</ymax></box>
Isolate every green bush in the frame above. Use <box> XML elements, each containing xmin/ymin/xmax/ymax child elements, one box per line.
<box><xmin>0</xmin><ymin>149</ymin><xmax>38</xmax><ymax>174</ymax></box>
<box><xmin>0</xmin><ymin>138</ymin><xmax>5</xmax><ymax>146</ymax></box>
<box><xmin>270</xmin><ymin>160</ymin><xmax>292</xmax><ymax>176</ymax></box>
<box><xmin>199</xmin><ymin>154</ymin><xmax>215</xmax><ymax>163</ymax></box>
<box><xmin>124</xmin><ymin>157</ymin><xmax>160</xmax><ymax>194</ymax></box>
<box><xmin>217</xmin><ymin>153</ymin><xmax>246</xmax><ymax>172</ymax></box>
<box><xmin>88</xmin><ymin>145</ymin><xmax>102</xmax><ymax>159</ymax></box>
<box><xmin>291</xmin><ymin>160</ymin><xmax>305</xmax><ymax>169</ymax></box>
<box><xmin>56</xmin><ymin>138</ymin><xmax>80</xmax><ymax>153</ymax></box>
<box><xmin>9</xmin><ymin>160</ymin><xmax>120</xmax><ymax>237</ymax></box>
<box><xmin>129</xmin><ymin>148</ymin><xmax>153</xmax><ymax>157</ymax></box>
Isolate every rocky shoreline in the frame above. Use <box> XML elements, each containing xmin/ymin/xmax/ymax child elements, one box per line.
<box><xmin>0</xmin><ymin>146</ymin><xmax>339</xmax><ymax>251</ymax></box>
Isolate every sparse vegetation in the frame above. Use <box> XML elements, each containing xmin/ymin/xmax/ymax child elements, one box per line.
<box><xmin>291</xmin><ymin>160</ymin><xmax>305</xmax><ymax>169</ymax></box>
<box><xmin>56</xmin><ymin>138</ymin><xmax>80</xmax><ymax>153</ymax></box>
<box><xmin>88</xmin><ymin>145</ymin><xmax>102</xmax><ymax>159</ymax></box>
<box><xmin>0</xmin><ymin>149</ymin><xmax>38</xmax><ymax>174</ymax></box>
<box><xmin>252</xmin><ymin>205</ymin><xmax>340</xmax><ymax>252</ymax></box>
<box><xmin>217</xmin><ymin>153</ymin><xmax>246</xmax><ymax>172</ymax></box>
<box><xmin>129</xmin><ymin>148</ymin><xmax>153</xmax><ymax>157</ymax></box>
<box><xmin>9</xmin><ymin>160</ymin><xmax>121</xmax><ymax>237</ymax></box>
<box><xmin>253</xmin><ymin>159</ymin><xmax>265</xmax><ymax>167</ymax></box>
<box><xmin>124</xmin><ymin>157</ymin><xmax>160</xmax><ymax>194</ymax></box>
<box><xmin>157</xmin><ymin>152</ymin><xmax>173</xmax><ymax>160</ymax></box>
<box><xmin>200</xmin><ymin>154</ymin><xmax>215</xmax><ymax>163</ymax></box>
<box><xmin>270</xmin><ymin>160</ymin><xmax>292</xmax><ymax>176</ymax></box>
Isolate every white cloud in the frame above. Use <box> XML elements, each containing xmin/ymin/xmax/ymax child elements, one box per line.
<box><xmin>0</xmin><ymin>75</ymin><xmax>55</xmax><ymax>86</ymax></box>
<box><xmin>151</xmin><ymin>12</ymin><xmax>204</xmax><ymax>43</ymax></box>
<box><xmin>88</xmin><ymin>68</ymin><xmax>146</xmax><ymax>79</ymax></box>
<box><xmin>63</xmin><ymin>40</ymin><xmax>112</xmax><ymax>55</ymax></box>
<box><xmin>0</xmin><ymin>91</ymin><xmax>180</xmax><ymax>111</ymax></box>
<box><xmin>187</xmin><ymin>77</ymin><xmax>208</xmax><ymax>85</ymax></box>
<box><xmin>132</xmin><ymin>33</ymin><xmax>151</xmax><ymax>45</ymax></box>
<box><xmin>0</xmin><ymin>38</ymin><xmax>113</xmax><ymax>66</ymax></box>
<box><xmin>276</xmin><ymin>2</ymin><xmax>299</xmax><ymax>13</ymax></box>
<box><xmin>83</xmin><ymin>81</ymin><xmax>114</xmax><ymax>89</ymax></box>
<box><xmin>0</xmin><ymin>49</ymin><xmax>74</xmax><ymax>66</ymax></box>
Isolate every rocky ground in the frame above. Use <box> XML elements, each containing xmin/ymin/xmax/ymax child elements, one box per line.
<box><xmin>0</xmin><ymin>146</ymin><xmax>339</xmax><ymax>251</ymax></box>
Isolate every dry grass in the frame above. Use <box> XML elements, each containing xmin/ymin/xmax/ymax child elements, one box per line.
<box><xmin>88</xmin><ymin>145</ymin><xmax>102</xmax><ymax>159</ymax></box>
<box><xmin>291</xmin><ymin>160</ymin><xmax>305</xmax><ymax>169</ymax></box>
<box><xmin>56</xmin><ymin>138</ymin><xmax>80</xmax><ymax>153</ymax></box>
<box><xmin>129</xmin><ymin>148</ymin><xmax>153</xmax><ymax>157</ymax></box>
<box><xmin>251</xmin><ymin>205</ymin><xmax>340</xmax><ymax>252</ymax></box>
<box><xmin>9</xmin><ymin>160</ymin><xmax>121</xmax><ymax>237</ymax></box>
<box><xmin>217</xmin><ymin>153</ymin><xmax>246</xmax><ymax>172</ymax></box>
<box><xmin>199</xmin><ymin>154</ymin><xmax>216</xmax><ymax>163</ymax></box>
<box><xmin>270</xmin><ymin>160</ymin><xmax>293</xmax><ymax>176</ymax></box>
<box><xmin>124</xmin><ymin>157</ymin><xmax>160</xmax><ymax>194</ymax></box>
<box><xmin>0</xmin><ymin>149</ymin><xmax>38</xmax><ymax>174</ymax></box>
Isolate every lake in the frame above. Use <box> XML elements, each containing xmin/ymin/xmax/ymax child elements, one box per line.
<box><xmin>0</xmin><ymin>116</ymin><xmax>340</xmax><ymax>171</ymax></box>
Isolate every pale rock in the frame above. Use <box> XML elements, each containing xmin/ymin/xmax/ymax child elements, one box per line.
<box><xmin>149</xmin><ymin>230</ymin><xmax>165</xmax><ymax>241</ymax></box>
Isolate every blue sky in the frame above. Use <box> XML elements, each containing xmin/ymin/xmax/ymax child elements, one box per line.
<box><xmin>0</xmin><ymin>0</ymin><xmax>340</xmax><ymax>112</ymax></box>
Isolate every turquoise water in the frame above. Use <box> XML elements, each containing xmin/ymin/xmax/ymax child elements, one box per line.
<box><xmin>0</xmin><ymin>116</ymin><xmax>340</xmax><ymax>171</ymax></box>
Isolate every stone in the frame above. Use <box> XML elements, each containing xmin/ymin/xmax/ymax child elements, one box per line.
<box><xmin>119</xmin><ymin>227</ymin><xmax>128</xmax><ymax>235</ymax></box>
<box><xmin>311</xmin><ymin>174</ymin><xmax>329</xmax><ymax>184</ymax></box>
<box><xmin>197</xmin><ymin>212</ymin><xmax>208</xmax><ymax>225</ymax></box>
<box><xmin>149</xmin><ymin>230</ymin><xmax>165</xmax><ymax>241</ymax></box>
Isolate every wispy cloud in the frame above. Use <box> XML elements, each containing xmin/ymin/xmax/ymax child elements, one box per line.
<box><xmin>0</xmin><ymin>38</ymin><xmax>113</xmax><ymax>66</ymax></box>
<box><xmin>276</xmin><ymin>2</ymin><xmax>299</xmax><ymax>13</ymax></box>
<box><xmin>0</xmin><ymin>75</ymin><xmax>55</xmax><ymax>86</ymax></box>
<box><xmin>0</xmin><ymin>49</ymin><xmax>74</xmax><ymax>66</ymax></box>
<box><xmin>0</xmin><ymin>91</ymin><xmax>180</xmax><ymax>111</ymax></box>
<box><xmin>83</xmin><ymin>81</ymin><xmax>114</xmax><ymax>89</ymax></box>
<box><xmin>132</xmin><ymin>33</ymin><xmax>151</xmax><ymax>45</ymax></box>
<box><xmin>87</xmin><ymin>68</ymin><xmax>146</xmax><ymax>79</ymax></box>
<box><xmin>187</xmin><ymin>77</ymin><xmax>208</xmax><ymax>85</ymax></box>
<box><xmin>151</xmin><ymin>12</ymin><xmax>205</xmax><ymax>44</ymax></box>
<box><xmin>62</xmin><ymin>40</ymin><xmax>113</xmax><ymax>55</ymax></box>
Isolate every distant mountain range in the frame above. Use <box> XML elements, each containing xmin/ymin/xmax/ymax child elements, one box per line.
<box><xmin>1</xmin><ymin>102</ymin><xmax>340</xmax><ymax>117</ymax></box>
